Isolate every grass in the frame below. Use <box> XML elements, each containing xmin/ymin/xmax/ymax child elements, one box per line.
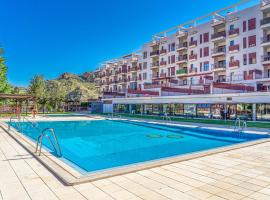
<box><xmin>107</xmin><ymin>113</ymin><xmax>270</xmax><ymax>129</ymax></box>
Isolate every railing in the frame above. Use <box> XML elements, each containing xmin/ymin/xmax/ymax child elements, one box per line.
<box><xmin>229</xmin><ymin>44</ymin><xmax>240</xmax><ymax>52</ymax></box>
<box><xmin>228</xmin><ymin>28</ymin><xmax>239</xmax><ymax>36</ymax></box>
<box><xmin>212</xmin><ymin>46</ymin><xmax>226</xmax><ymax>54</ymax></box>
<box><xmin>261</xmin><ymin>17</ymin><xmax>270</xmax><ymax>26</ymax></box>
<box><xmin>160</xmin><ymin>49</ymin><xmax>167</xmax><ymax>54</ymax></box>
<box><xmin>234</xmin><ymin>118</ymin><xmax>247</xmax><ymax>133</ymax></box>
<box><xmin>176</xmin><ymin>68</ymin><xmax>188</xmax><ymax>75</ymax></box>
<box><xmin>160</xmin><ymin>61</ymin><xmax>167</xmax><ymax>66</ymax></box>
<box><xmin>150</xmin><ymin>50</ymin><xmax>159</xmax><ymax>56</ymax></box>
<box><xmin>261</xmin><ymin>35</ymin><xmax>270</xmax><ymax>44</ymax></box>
<box><xmin>261</xmin><ymin>55</ymin><xmax>270</xmax><ymax>62</ymax></box>
<box><xmin>35</xmin><ymin>128</ymin><xmax>62</xmax><ymax>157</ymax></box>
<box><xmin>150</xmin><ymin>62</ymin><xmax>159</xmax><ymax>68</ymax></box>
<box><xmin>213</xmin><ymin>61</ymin><xmax>226</xmax><ymax>69</ymax></box>
<box><xmin>229</xmin><ymin>60</ymin><xmax>240</xmax><ymax>68</ymax></box>
<box><xmin>211</xmin><ymin>31</ymin><xmax>226</xmax><ymax>40</ymax></box>
<box><xmin>189</xmin><ymin>54</ymin><xmax>197</xmax><ymax>60</ymax></box>
<box><xmin>189</xmin><ymin>40</ymin><xmax>197</xmax><ymax>46</ymax></box>
<box><xmin>177</xmin><ymin>55</ymin><xmax>188</xmax><ymax>62</ymax></box>
<box><xmin>176</xmin><ymin>42</ymin><xmax>188</xmax><ymax>49</ymax></box>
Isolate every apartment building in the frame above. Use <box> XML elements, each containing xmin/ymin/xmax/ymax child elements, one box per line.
<box><xmin>94</xmin><ymin>0</ymin><xmax>270</xmax><ymax>120</ymax></box>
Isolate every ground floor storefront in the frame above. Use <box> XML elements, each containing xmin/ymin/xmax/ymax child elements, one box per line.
<box><xmin>113</xmin><ymin>103</ymin><xmax>270</xmax><ymax>121</ymax></box>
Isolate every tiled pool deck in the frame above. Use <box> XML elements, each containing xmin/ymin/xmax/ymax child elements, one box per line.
<box><xmin>1</xmin><ymin>117</ymin><xmax>270</xmax><ymax>200</ymax></box>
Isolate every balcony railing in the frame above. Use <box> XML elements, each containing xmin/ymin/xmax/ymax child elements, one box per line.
<box><xmin>229</xmin><ymin>44</ymin><xmax>240</xmax><ymax>52</ymax></box>
<box><xmin>177</xmin><ymin>55</ymin><xmax>188</xmax><ymax>62</ymax></box>
<box><xmin>261</xmin><ymin>17</ymin><xmax>270</xmax><ymax>26</ymax></box>
<box><xmin>176</xmin><ymin>68</ymin><xmax>188</xmax><ymax>75</ymax></box>
<box><xmin>262</xmin><ymin>55</ymin><xmax>270</xmax><ymax>62</ymax></box>
<box><xmin>229</xmin><ymin>60</ymin><xmax>240</xmax><ymax>68</ymax></box>
<box><xmin>150</xmin><ymin>62</ymin><xmax>159</xmax><ymax>68</ymax></box>
<box><xmin>261</xmin><ymin>35</ymin><xmax>270</xmax><ymax>44</ymax></box>
<box><xmin>176</xmin><ymin>42</ymin><xmax>188</xmax><ymax>49</ymax></box>
<box><xmin>130</xmin><ymin>66</ymin><xmax>137</xmax><ymax>72</ymax></box>
<box><xmin>159</xmin><ymin>73</ymin><xmax>167</xmax><ymax>78</ymax></box>
<box><xmin>189</xmin><ymin>40</ymin><xmax>197</xmax><ymax>47</ymax></box>
<box><xmin>150</xmin><ymin>50</ymin><xmax>159</xmax><ymax>56</ymax></box>
<box><xmin>189</xmin><ymin>54</ymin><xmax>197</xmax><ymax>60</ymax></box>
<box><xmin>189</xmin><ymin>68</ymin><xmax>198</xmax><ymax>74</ymax></box>
<box><xmin>211</xmin><ymin>31</ymin><xmax>226</xmax><ymax>40</ymax></box>
<box><xmin>160</xmin><ymin>61</ymin><xmax>167</xmax><ymax>66</ymax></box>
<box><xmin>228</xmin><ymin>28</ymin><xmax>239</xmax><ymax>36</ymax></box>
<box><xmin>212</xmin><ymin>46</ymin><xmax>226</xmax><ymax>54</ymax></box>
<box><xmin>160</xmin><ymin>49</ymin><xmax>167</xmax><ymax>54</ymax></box>
<box><xmin>213</xmin><ymin>61</ymin><xmax>226</xmax><ymax>69</ymax></box>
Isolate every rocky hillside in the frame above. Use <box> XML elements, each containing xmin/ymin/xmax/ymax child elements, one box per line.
<box><xmin>48</xmin><ymin>72</ymin><xmax>99</xmax><ymax>101</ymax></box>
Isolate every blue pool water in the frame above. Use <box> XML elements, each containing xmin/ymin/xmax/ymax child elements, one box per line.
<box><xmin>8</xmin><ymin>120</ymin><xmax>269</xmax><ymax>173</ymax></box>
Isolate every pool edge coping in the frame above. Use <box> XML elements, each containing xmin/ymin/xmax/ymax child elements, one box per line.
<box><xmin>1</xmin><ymin>119</ymin><xmax>270</xmax><ymax>186</ymax></box>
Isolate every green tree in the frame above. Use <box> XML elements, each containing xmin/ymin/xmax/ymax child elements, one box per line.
<box><xmin>0</xmin><ymin>48</ymin><xmax>11</xmax><ymax>93</ymax></box>
<box><xmin>46</xmin><ymin>81</ymin><xmax>66</xmax><ymax>111</ymax></box>
<box><xmin>28</xmin><ymin>75</ymin><xmax>47</xmax><ymax>112</ymax></box>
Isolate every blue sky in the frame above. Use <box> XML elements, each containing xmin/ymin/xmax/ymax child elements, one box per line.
<box><xmin>0</xmin><ymin>0</ymin><xmax>259</xmax><ymax>86</ymax></box>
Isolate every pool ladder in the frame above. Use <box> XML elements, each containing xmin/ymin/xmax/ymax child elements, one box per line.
<box><xmin>8</xmin><ymin>115</ymin><xmax>62</xmax><ymax>157</ymax></box>
<box><xmin>234</xmin><ymin>118</ymin><xmax>247</xmax><ymax>133</ymax></box>
<box><xmin>162</xmin><ymin>113</ymin><xmax>171</xmax><ymax>121</ymax></box>
<box><xmin>35</xmin><ymin>128</ymin><xmax>62</xmax><ymax>157</ymax></box>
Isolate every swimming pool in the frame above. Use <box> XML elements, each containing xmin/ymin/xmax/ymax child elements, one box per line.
<box><xmin>8</xmin><ymin>119</ymin><xmax>269</xmax><ymax>174</ymax></box>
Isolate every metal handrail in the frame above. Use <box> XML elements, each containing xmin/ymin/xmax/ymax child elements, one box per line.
<box><xmin>35</xmin><ymin>128</ymin><xmax>62</xmax><ymax>157</ymax></box>
<box><xmin>234</xmin><ymin>118</ymin><xmax>247</xmax><ymax>132</ymax></box>
<box><xmin>8</xmin><ymin>116</ymin><xmax>22</xmax><ymax>132</ymax></box>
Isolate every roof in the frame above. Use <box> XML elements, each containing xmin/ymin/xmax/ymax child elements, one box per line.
<box><xmin>0</xmin><ymin>93</ymin><xmax>34</xmax><ymax>100</ymax></box>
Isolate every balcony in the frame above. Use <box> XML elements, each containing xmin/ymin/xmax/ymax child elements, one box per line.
<box><xmin>176</xmin><ymin>68</ymin><xmax>188</xmax><ymax>76</ymax></box>
<box><xmin>130</xmin><ymin>66</ymin><xmax>137</xmax><ymax>72</ymax></box>
<box><xmin>118</xmin><ymin>79</ymin><xmax>127</xmax><ymax>84</ymax></box>
<box><xmin>212</xmin><ymin>46</ymin><xmax>226</xmax><ymax>57</ymax></box>
<box><xmin>189</xmin><ymin>54</ymin><xmax>197</xmax><ymax>61</ymax></box>
<box><xmin>261</xmin><ymin>0</ymin><xmax>270</xmax><ymax>10</ymax></box>
<box><xmin>211</xmin><ymin>18</ymin><xmax>225</xmax><ymax>27</ymax></box>
<box><xmin>176</xmin><ymin>42</ymin><xmax>188</xmax><ymax>51</ymax></box>
<box><xmin>213</xmin><ymin>61</ymin><xmax>226</xmax><ymax>71</ymax></box>
<box><xmin>228</xmin><ymin>44</ymin><xmax>240</xmax><ymax>53</ymax></box>
<box><xmin>189</xmin><ymin>40</ymin><xmax>197</xmax><ymax>48</ymax></box>
<box><xmin>176</xmin><ymin>31</ymin><xmax>188</xmax><ymax>38</ymax></box>
<box><xmin>189</xmin><ymin>68</ymin><xmax>198</xmax><ymax>74</ymax></box>
<box><xmin>150</xmin><ymin>50</ymin><xmax>159</xmax><ymax>57</ymax></box>
<box><xmin>229</xmin><ymin>60</ymin><xmax>240</xmax><ymax>68</ymax></box>
<box><xmin>261</xmin><ymin>35</ymin><xmax>270</xmax><ymax>47</ymax></box>
<box><xmin>228</xmin><ymin>28</ymin><xmax>239</xmax><ymax>38</ymax></box>
<box><xmin>211</xmin><ymin>31</ymin><xmax>226</xmax><ymax>42</ymax></box>
<box><xmin>261</xmin><ymin>17</ymin><xmax>270</xmax><ymax>28</ymax></box>
<box><xmin>129</xmin><ymin>77</ymin><xmax>137</xmax><ymax>82</ymax></box>
<box><xmin>160</xmin><ymin>61</ymin><xmax>167</xmax><ymax>66</ymax></box>
<box><xmin>160</xmin><ymin>49</ymin><xmax>167</xmax><ymax>55</ymax></box>
<box><xmin>159</xmin><ymin>73</ymin><xmax>167</xmax><ymax>78</ymax></box>
<box><xmin>176</xmin><ymin>55</ymin><xmax>188</xmax><ymax>64</ymax></box>
<box><xmin>262</xmin><ymin>55</ymin><xmax>270</xmax><ymax>64</ymax></box>
<box><xmin>150</xmin><ymin>62</ymin><xmax>159</xmax><ymax>68</ymax></box>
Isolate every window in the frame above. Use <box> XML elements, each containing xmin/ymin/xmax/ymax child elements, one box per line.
<box><xmin>204</xmin><ymin>61</ymin><xmax>209</xmax><ymax>71</ymax></box>
<box><xmin>243</xmin><ymin>54</ymin><xmax>247</xmax><ymax>65</ymax></box>
<box><xmin>143</xmin><ymin>73</ymin><xmax>147</xmax><ymax>80</ymax></box>
<box><xmin>200</xmin><ymin>48</ymin><xmax>202</xmax><ymax>57</ymax></box>
<box><xmin>203</xmin><ymin>47</ymin><xmax>209</xmax><ymax>57</ymax></box>
<box><xmin>171</xmin><ymin>67</ymin><xmax>175</xmax><ymax>75</ymax></box>
<box><xmin>168</xmin><ymin>56</ymin><xmax>171</xmax><ymax>64</ymax></box>
<box><xmin>143</xmin><ymin>51</ymin><xmax>147</xmax><ymax>59</ymax></box>
<box><xmin>203</xmin><ymin>32</ymin><xmax>209</xmax><ymax>43</ymax></box>
<box><xmin>248</xmin><ymin>18</ymin><xmax>256</xmax><ymax>30</ymax></box>
<box><xmin>229</xmin><ymin>24</ymin><xmax>234</xmax><ymax>30</ymax></box>
<box><xmin>230</xmin><ymin>40</ymin><xmax>234</xmax><ymax>46</ymax></box>
<box><xmin>143</xmin><ymin>62</ymin><xmax>147</xmax><ymax>69</ymax></box>
<box><xmin>200</xmin><ymin>62</ymin><xmax>202</xmax><ymax>72</ymax></box>
<box><xmin>190</xmin><ymin>37</ymin><xmax>194</xmax><ymax>42</ymax></box>
<box><xmin>243</xmin><ymin>37</ymin><xmax>247</xmax><ymax>48</ymax></box>
<box><xmin>171</xmin><ymin>55</ymin><xmax>175</xmax><ymax>63</ymax></box>
<box><xmin>243</xmin><ymin>20</ymin><xmax>247</xmax><ymax>32</ymax></box>
<box><xmin>200</xmin><ymin>34</ymin><xmax>203</xmax><ymax>44</ymax></box>
<box><xmin>248</xmin><ymin>35</ymin><xmax>256</xmax><ymax>47</ymax></box>
<box><xmin>171</xmin><ymin>43</ymin><xmax>176</xmax><ymax>51</ymax></box>
<box><xmin>249</xmin><ymin>52</ymin><xmax>256</xmax><ymax>64</ymax></box>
